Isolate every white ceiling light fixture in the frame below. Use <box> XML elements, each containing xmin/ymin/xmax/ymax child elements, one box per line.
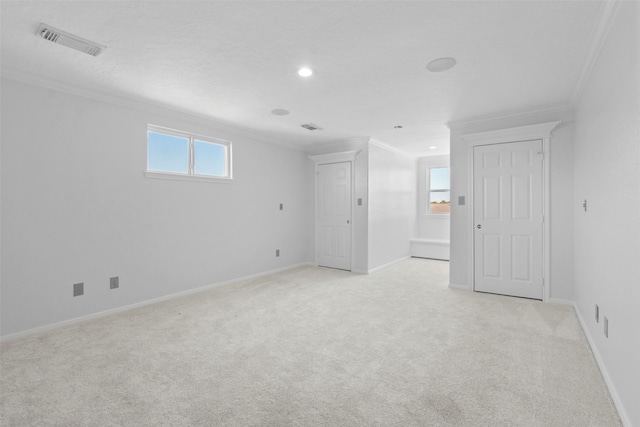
<box><xmin>429</xmin><ymin>146</ymin><xmax>437</xmax><ymax>149</ymax></box>
<box><xmin>298</xmin><ymin>67</ymin><xmax>313</xmax><ymax>77</ymax></box>
<box><xmin>36</xmin><ymin>23</ymin><xmax>106</xmax><ymax>57</ymax></box>
<box><xmin>426</xmin><ymin>57</ymin><xmax>456</xmax><ymax>72</ymax></box>
<box><xmin>271</xmin><ymin>109</ymin><xmax>290</xmax><ymax>116</ymax></box>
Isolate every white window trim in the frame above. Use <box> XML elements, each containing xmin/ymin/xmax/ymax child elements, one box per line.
<box><xmin>426</xmin><ymin>165</ymin><xmax>451</xmax><ymax>217</ymax></box>
<box><xmin>145</xmin><ymin>124</ymin><xmax>233</xmax><ymax>182</ymax></box>
<box><xmin>143</xmin><ymin>170</ymin><xmax>234</xmax><ymax>184</ymax></box>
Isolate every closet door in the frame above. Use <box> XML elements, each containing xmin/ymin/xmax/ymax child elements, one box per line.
<box><xmin>317</xmin><ymin>162</ymin><xmax>352</xmax><ymax>271</ymax></box>
<box><xmin>473</xmin><ymin>139</ymin><xmax>543</xmax><ymax>300</ymax></box>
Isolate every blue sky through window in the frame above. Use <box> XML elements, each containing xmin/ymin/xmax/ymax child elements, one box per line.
<box><xmin>430</xmin><ymin>167</ymin><xmax>450</xmax><ymax>191</ymax></box>
<box><xmin>194</xmin><ymin>140</ymin><xmax>225</xmax><ymax>176</ymax></box>
<box><xmin>429</xmin><ymin>167</ymin><xmax>450</xmax><ymax>209</ymax></box>
<box><xmin>148</xmin><ymin>131</ymin><xmax>189</xmax><ymax>173</ymax></box>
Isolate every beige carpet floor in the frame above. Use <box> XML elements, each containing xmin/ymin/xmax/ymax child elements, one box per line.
<box><xmin>0</xmin><ymin>258</ymin><xmax>620</xmax><ymax>426</ymax></box>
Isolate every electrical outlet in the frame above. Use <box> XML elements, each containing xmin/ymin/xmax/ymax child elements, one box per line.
<box><xmin>73</xmin><ymin>282</ymin><xmax>84</xmax><ymax>297</ymax></box>
<box><xmin>595</xmin><ymin>304</ymin><xmax>599</xmax><ymax>323</ymax></box>
<box><xmin>279</xmin><ymin>203</ymin><xmax>283</xmax><ymax>210</ymax></box>
<box><xmin>276</xmin><ymin>249</ymin><xmax>280</xmax><ymax>257</ymax></box>
<box><xmin>604</xmin><ymin>317</ymin><xmax>608</xmax><ymax>338</ymax></box>
<box><xmin>458</xmin><ymin>196</ymin><xmax>466</xmax><ymax>206</ymax></box>
<box><xmin>357</xmin><ymin>198</ymin><xmax>362</xmax><ymax>206</ymax></box>
<box><xmin>110</xmin><ymin>276</ymin><xmax>119</xmax><ymax>289</ymax></box>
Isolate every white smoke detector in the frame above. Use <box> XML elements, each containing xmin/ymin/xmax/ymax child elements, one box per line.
<box><xmin>36</xmin><ymin>24</ymin><xmax>106</xmax><ymax>57</ymax></box>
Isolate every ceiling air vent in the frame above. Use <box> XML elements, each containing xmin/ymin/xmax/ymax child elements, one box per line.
<box><xmin>36</xmin><ymin>24</ymin><xmax>106</xmax><ymax>57</ymax></box>
<box><xmin>301</xmin><ymin>123</ymin><xmax>322</xmax><ymax>131</ymax></box>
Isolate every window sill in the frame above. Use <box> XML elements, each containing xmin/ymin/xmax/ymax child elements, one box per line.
<box><xmin>144</xmin><ymin>171</ymin><xmax>234</xmax><ymax>184</ymax></box>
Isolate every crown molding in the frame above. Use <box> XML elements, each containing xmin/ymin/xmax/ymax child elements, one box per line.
<box><xmin>368</xmin><ymin>138</ymin><xmax>416</xmax><ymax>159</ymax></box>
<box><xmin>0</xmin><ymin>67</ymin><xmax>309</xmax><ymax>152</ymax></box>
<box><xmin>309</xmin><ymin>150</ymin><xmax>360</xmax><ymax>165</ymax></box>
<box><xmin>461</xmin><ymin>121</ymin><xmax>561</xmax><ymax>146</ymax></box>
<box><xmin>446</xmin><ymin>104</ymin><xmax>572</xmax><ymax>131</ymax></box>
<box><xmin>306</xmin><ymin>136</ymin><xmax>371</xmax><ymax>155</ymax></box>
<box><xmin>570</xmin><ymin>0</ymin><xmax>623</xmax><ymax>105</ymax></box>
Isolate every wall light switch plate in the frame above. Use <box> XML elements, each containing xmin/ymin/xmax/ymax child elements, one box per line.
<box><xmin>110</xmin><ymin>276</ymin><xmax>119</xmax><ymax>289</ymax></box>
<box><xmin>458</xmin><ymin>196</ymin><xmax>465</xmax><ymax>206</ymax></box>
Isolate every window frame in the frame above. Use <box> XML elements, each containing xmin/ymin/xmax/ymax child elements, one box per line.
<box><xmin>427</xmin><ymin>166</ymin><xmax>450</xmax><ymax>216</ymax></box>
<box><xmin>145</xmin><ymin>124</ymin><xmax>233</xmax><ymax>183</ymax></box>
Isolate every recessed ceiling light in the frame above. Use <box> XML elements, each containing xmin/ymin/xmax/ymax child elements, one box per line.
<box><xmin>426</xmin><ymin>57</ymin><xmax>456</xmax><ymax>72</ymax></box>
<box><xmin>429</xmin><ymin>146</ymin><xmax>437</xmax><ymax>149</ymax></box>
<box><xmin>271</xmin><ymin>109</ymin><xmax>290</xmax><ymax>116</ymax></box>
<box><xmin>298</xmin><ymin>67</ymin><xmax>313</xmax><ymax>77</ymax></box>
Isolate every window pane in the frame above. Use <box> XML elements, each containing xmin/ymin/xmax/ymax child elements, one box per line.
<box><xmin>148</xmin><ymin>131</ymin><xmax>189</xmax><ymax>174</ymax></box>
<box><xmin>429</xmin><ymin>191</ymin><xmax>451</xmax><ymax>214</ymax></box>
<box><xmin>194</xmin><ymin>140</ymin><xmax>226</xmax><ymax>177</ymax></box>
<box><xmin>430</xmin><ymin>167</ymin><xmax>450</xmax><ymax>190</ymax></box>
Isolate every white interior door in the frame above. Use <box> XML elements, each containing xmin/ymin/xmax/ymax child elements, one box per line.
<box><xmin>317</xmin><ymin>162</ymin><xmax>352</xmax><ymax>270</ymax></box>
<box><xmin>473</xmin><ymin>140</ymin><xmax>543</xmax><ymax>299</ymax></box>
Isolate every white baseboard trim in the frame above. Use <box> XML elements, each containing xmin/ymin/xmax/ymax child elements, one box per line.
<box><xmin>412</xmin><ymin>256</ymin><xmax>450</xmax><ymax>261</ymax></box>
<box><xmin>448</xmin><ymin>282</ymin><xmax>470</xmax><ymax>290</ymax></box>
<box><xmin>410</xmin><ymin>238</ymin><xmax>450</xmax><ymax>261</ymax></box>
<box><xmin>0</xmin><ymin>262</ymin><xmax>315</xmax><ymax>343</ymax></box>
<box><xmin>573</xmin><ymin>302</ymin><xmax>631</xmax><ymax>427</ymax></box>
<box><xmin>547</xmin><ymin>297</ymin><xmax>574</xmax><ymax>305</ymax></box>
<box><xmin>367</xmin><ymin>255</ymin><xmax>411</xmax><ymax>274</ymax></box>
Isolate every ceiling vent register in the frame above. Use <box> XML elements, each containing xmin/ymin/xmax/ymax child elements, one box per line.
<box><xmin>301</xmin><ymin>123</ymin><xmax>322</xmax><ymax>131</ymax></box>
<box><xmin>36</xmin><ymin>24</ymin><xmax>106</xmax><ymax>57</ymax></box>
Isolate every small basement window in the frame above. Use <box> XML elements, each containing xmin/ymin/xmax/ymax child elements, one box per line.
<box><xmin>428</xmin><ymin>167</ymin><xmax>450</xmax><ymax>214</ymax></box>
<box><xmin>146</xmin><ymin>125</ymin><xmax>232</xmax><ymax>181</ymax></box>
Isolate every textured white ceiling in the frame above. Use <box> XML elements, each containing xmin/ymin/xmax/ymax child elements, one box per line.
<box><xmin>1</xmin><ymin>1</ymin><xmax>602</xmax><ymax>156</ymax></box>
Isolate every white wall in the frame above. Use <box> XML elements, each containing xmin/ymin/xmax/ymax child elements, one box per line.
<box><xmin>548</xmin><ymin>124</ymin><xmax>575</xmax><ymax>302</ymax></box>
<box><xmin>0</xmin><ymin>78</ymin><xmax>315</xmax><ymax>337</ymax></box>
<box><xmin>367</xmin><ymin>141</ymin><xmax>416</xmax><ymax>271</ymax></box>
<box><xmin>410</xmin><ymin>154</ymin><xmax>451</xmax><ymax>260</ymax></box>
<box><xmin>416</xmin><ymin>154</ymin><xmax>450</xmax><ymax>242</ymax></box>
<box><xmin>353</xmin><ymin>148</ymin><xmax>370</xmax><ymax>273</ymax></box>
<box><xmin>573</xmin><ymin>2</ymin><xmax>639</xmax><ymax>425</ymax></box>
<box><xmin>307</xmin><ymin>139</ymin><xmax>415</xmax><ymax>273</ymax></box>
<box><xmin>448</xmin><ymin>109</ymin><xmax>575</xmax><ymax>301</ymax></box>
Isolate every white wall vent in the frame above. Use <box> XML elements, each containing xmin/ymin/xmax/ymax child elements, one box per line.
<box><xmin>36</xmin><ymin>24</ymin><xmax>106</xmax><ymax>57</ymax></box>
<box><xmin>301</xmin><ymin>123</ymin><xmax>322</xmax><ymax>131</ymax></box>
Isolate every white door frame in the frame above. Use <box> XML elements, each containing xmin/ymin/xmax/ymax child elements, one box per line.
<box><xmin>462</xmin><ymin>121</ymin><xmax>560</xmax><ymax>302</ymax></box>
<box><xmin>309</xmin><ymin>151</ymin><xmax>359</xmax><ymax>270</ymax></box>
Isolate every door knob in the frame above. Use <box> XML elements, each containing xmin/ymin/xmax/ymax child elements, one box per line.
<box><xmin>476</xmin><ymin>224</ymin><xmax>482</xmax><ymax>229</ymax></box>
